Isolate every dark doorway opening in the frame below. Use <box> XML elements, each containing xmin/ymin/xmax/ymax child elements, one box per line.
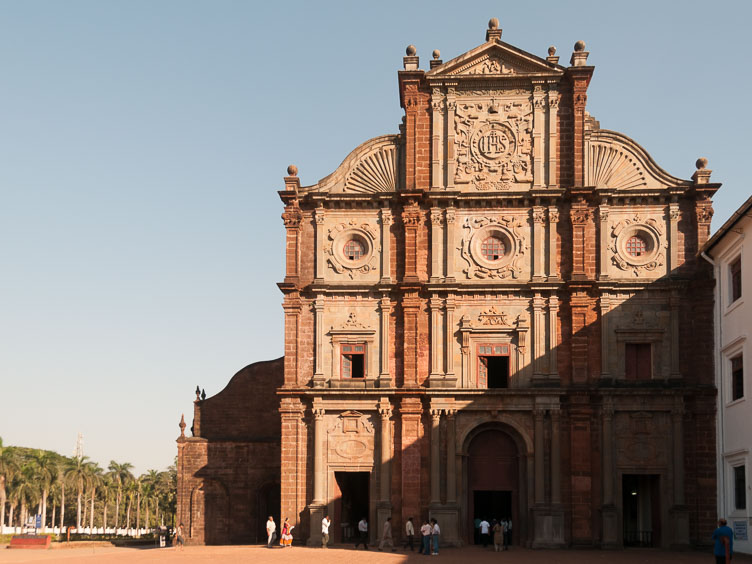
<box><xmin>334</xmin><ymin>472</ymin><xmax>369</xmax><ymax>543</ymax></box>
<box><xmin>622</xmin><ymin>474</ymin><xmax>661</xmax><ymax>547</ymax></box>
<box><xmin>256</xmin><ymin>483</ymin><xmax>280</xmax><ymax>544</ymax></box>
<box><xmin>485</xmin><ymin>356</ymin><xmax>509</xmax><ymax>388</ymax></box>
<box><xmin>473</xmin><ymin>490</ymin><xmax>511</xmax><ymax>544</ymax></box>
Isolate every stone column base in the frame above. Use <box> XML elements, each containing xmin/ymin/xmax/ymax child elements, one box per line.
<box><xmin>429</xmin><ymin>504</ymin><xmax>461</xmax><ymax>547</ymax></box>
<box><xmin>375</xmin><ymin>502</ymin><xmax>392</xmax><ymax>545</ymax></box>
<box><xmin>531</xmin><ymin>505</ymin><xmax>566</xmax><ymax>548</ymax></box>
<box><xmin>307</xmin><ymin>504</ymin><xmax>325</xmax><ymax>547</ymax></box>
<box><xmin>669</xmin><ymin>505</ymin><xmax>690</xmax><ymax>549</ymax></box>
<box><xmin>601</xmin><ymin>504</ymin><xmax>619</xmax><ymax>548</ymax></box>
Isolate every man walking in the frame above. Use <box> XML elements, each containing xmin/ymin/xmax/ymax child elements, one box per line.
<box><xmin>321</xmin><ymin>514</ymin><xmax>331</xmax><ymax>549</ymax></box>
<box><xmin>712</xmin><ymin>518</ymin><xmax>734</xmax><ymax>564</ymax></box>
<box><xmin>266</xmin><ymin>516</ymin><xmax>276</xmax><ymax>548</ymax></box>
<box><xmin>354</xmin><ymin>517</ymin><xmax>369</xmax><ymax>550</ymax></box>
<box><xmin>403</xmin><ymin>516</ymin><xmax>415</xmax><ymax>551</ymax></box>
<box><xmin>378</xmin><ymin>516</ymin><xmax>396</xmax><ymax>551</ymax></box>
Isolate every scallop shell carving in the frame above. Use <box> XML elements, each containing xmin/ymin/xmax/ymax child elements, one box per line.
<box><xmin>344</xmin><ymin>143</ymin><xmax>398</xmax><ymax>193</ymax></box>
<box><xmin>587</xmin><ymin>142</ymin><xmax>646</xmax><ymax>190</ymax></box>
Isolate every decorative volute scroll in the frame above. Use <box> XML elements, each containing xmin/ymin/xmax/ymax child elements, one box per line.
<box><xmin>585</xmin><ymin>129</ymin><xmax>690</xmax><ymax>191</ymax></box>
<box><xmin>301</xmin><ymin>135</ymin><xmax>400</xmax><ymax>194</ymax></box>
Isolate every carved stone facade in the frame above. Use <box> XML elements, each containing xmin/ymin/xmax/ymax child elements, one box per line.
<box><xmin>178</xmin><ymin>20</ymin><xmax>719</xmax><ymax>549</ymax></box>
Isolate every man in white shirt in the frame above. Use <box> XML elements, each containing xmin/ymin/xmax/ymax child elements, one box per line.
<box><xmin>266</xmin><ymin>516</ymin><xmax>276</xmax><ymax>548</ymax></box>
<box><xmin>420</xmin><ymin>520</ymin><xmax>432</xmax><ymax>555</ymax></box>
<box><xmin>354</xmin><ymin>517</ymin><xmax>368</xmax><ymax>549</ymax></box>
<box><xmin>479</xmin><ymin>518</ymin><xmax>490</xmax><ymax>548</ymax></box>
<box><xmin>403</xmin><ymin>516</ymin><xmax>415</xmax><ymax>551</ymax></box>
<box><xmin>321</xmin><ymin>515</ymin><xmax>331</xmax><ymax>548</ymax></box>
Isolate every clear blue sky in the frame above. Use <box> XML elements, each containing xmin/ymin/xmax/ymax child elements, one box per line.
<box><xmin>1</xmin><ymin>0</ymin><xmax>750</xmax><ymax>475</ymax></box>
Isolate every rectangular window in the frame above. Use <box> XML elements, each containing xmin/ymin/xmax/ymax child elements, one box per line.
<box><xmin>341</xmin><ymin>344</ymin><xmax>365</xmax><ymax>379</ymax></box>
<box><xmin>477</xmin><ymin>343</ymin><xmax>510</xmax><ymax>389</ymax></box>
<box><xmin>734</xmin><ymin>465</ymin><xmax>746</xmax><ymax>510</ymax></box>
<box><xmin>731</xmin><ymin>257</ymin><xmax>742</xmax><ymax>303</ymax></box>
<box><xmin>732</xmin><ymin>355</ymin><xmax>744</xmax><ymax>401</ymax></box>
<box><xmin>625</xmin><ymin>343</ymin><xmax>651</xmax><ymax>380</ymax></box>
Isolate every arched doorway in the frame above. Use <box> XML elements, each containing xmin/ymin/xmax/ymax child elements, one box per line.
<box><xmin>465</xmin><ymin>427</ymin><xmax>525</xmax><ymax>546</ymax></box>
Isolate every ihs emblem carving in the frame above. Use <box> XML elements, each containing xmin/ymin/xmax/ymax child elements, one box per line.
<box><xmin>454</xmin><ymin>100</ymin><xmax>533</xmax><ymax>191</ymax></box>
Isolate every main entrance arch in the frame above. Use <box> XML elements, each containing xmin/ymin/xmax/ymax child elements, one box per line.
<box><xmin>462</xmin><ymin>423</ymin><xmax>529</xmax><ymax>546</ymax></box>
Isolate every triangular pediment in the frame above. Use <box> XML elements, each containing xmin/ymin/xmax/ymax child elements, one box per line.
<box><xmin>426</xmin><ymin>40</ymin><xmax>564</xmax><ymax>79</ymax></box>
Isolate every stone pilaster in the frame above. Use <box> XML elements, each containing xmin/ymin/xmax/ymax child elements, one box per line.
<box><xmin>532</xmin><ymin>206</ymin><xmax>545</xmax><ymax>279</ymax></box>
<box><xmin>313</xmin><ymin>296</ymin><xmax>325</xmax><ymax>387</ymax></box>
<box><xmin>670</xmin><ymin>398</ymin><xmax>690</xmax><ymax>548</ymax></box>
<box><xmin>430</xmin><ymin>208</ymin><xmax>442</xmax><ymax>281</ymax></box>
<box><xmin>429</xmin><ymin>296</ymin><xmax>444</xmax><ymax>386</ymax></box>
<box><xmin>445</xmin><ymin>208</ymin><xmax>456</xmax><ymax>282</ymax></box>
<box><xmin>668</xmin><ymin>202</ymin><xmax>679</xmax><ymax>273</ymax></box>
<box><xmin>444</xmin><ymin>296</ymin><xmax>456</xmax><ymax>386</ymax></box>
<box><xmin>534</xmin><ymin>407</ymin><xmax>545</xmax><ymax>505</ymax></box>
<box><xmin>547</xmin><ymin>294</ymin><xmax>559</xmax><ymax>380</ymax></box>
<box><xmin>532</xmin><ymin>81</ymin><xmax>546</xmax><ymax>189</ymax></box>
<box><xmin>547</xmin><ymin>84</ymin><xmax>559</xmax><ymax>187</ymax></box>
<box><xmin>532</xmin><ymin>293</ymin><xmax>546</xmax><ymax>382</ymax></box>
<box><xmin>379</xmin><ymin>400</ymin><xmax>393</xmax><ymax>504</ymax></box>
<box><xmin>431</xmin><ymin>91</ymin><xmax>444</xmax><ymax>190</ymax></box>
<box><xmin>547</xmin><ymin>207</ymin><xmax>559</xmax><ymax>279</ymax></box>
<box><xmin>378</xmin><ymin>294</ymin><xmax>392</xmax><ymax>387</ymax></box>
<box><xmin>670</xmin><ymin>291</ymin><xmax>681</xmax><ymax>380</ymax></box>
<box><xmin>601</xmin><ymin>400</ymin><xmax>618</xmax><ymax>548</ymax></box>
<box><xmin>445</xmin><ymin>89</ymin><xmax>457</xmax><ymax>190</ymax></box>
<box><xmin>314</xmin><ymin>206</ymin><xmax>325</xmax><ymax>281</ymax></box>
<box><xmin>430</xmin><ymin>408</ymin><xmax>441</xmax><ymax>504</ymax></box>
<box><xmin>599</xmin><ymin>295</ymin><xmax>611</xmax><ymax>380</ymax></box>
<box><xmin>399</xmin><ymin>398</ymin><xmax>423</xmax><ymax>526</ymax></box>
<box><xmin>380</xmin><ymin>208</ymin><xmax>393</xmax><ymax>283</ymax></box>
<box><xmin>598</xmin><ymin>202</ymin><xmax>609</xmax><ymax>279</ymax></box>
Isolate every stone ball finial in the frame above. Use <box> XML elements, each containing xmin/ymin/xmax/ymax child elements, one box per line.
<box><xmin>574</xmin><ymin>40</ymin><xmax>586</xmax><ymax>52</ymax></box>
<box><xmin>489</xmin><ymin>17</ymin><xmax>499</xmax><ymax>30</ymax></box>
<box><xmin>406</xmin><ymin>44</ymin><xmax>417</xmax><ymax>56</ymax></box>
<box><xmin>287</xmin><ymin>164</ymin><xmax>298</xmax><ymax>177</ymax></box>
<box><xmin>696</xmin><ymin>157</ymin><xmax>708</xmax><ymax>170</ymax></box>
<box><xmin>548</xmin><ymin>46</ymin><xmax>557</xmax><ymax>56</ymax></box>
<box><xmin>432</xmin><ymin>49</ymin><xmax>440</xmax><ymax>60</ymax></box>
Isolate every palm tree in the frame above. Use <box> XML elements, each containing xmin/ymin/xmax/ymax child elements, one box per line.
<box><xmin>14</xmin><ymin>463</ymin><xmax>38</xmax><ymax>528</ymax></box>
<box><xmin>107</xmin><ymin>461</ymin><xmax>133</xmax><ymax>530</ymax></box>
<box><xmin>124</xmin><ymin>478</ymin><xmax>136</xmax><ymax>532</ymax></box>
<box><xmin>100</xmin><ymin>473</ymin><xmax>113</xmax><ymax>532</ymax></box>
<box><xmin>135</xmin><ymin>476</ymin><xmax>142</xmax><ymax>534</ymax></box>
<box><xmin>32</xmin><ymin>450</ymin><xmax>58</xmax><ymax>529</ymax></box>
<box><xmin>86</xmin><ymin>462</ymin><xmax>102</xmax><ymax>532</ymax></box>
<box><xmin>64</xmin><ymin>455</ymin><xmax>90</xmax><ymax>530</ymax></box>
<box><xmin>142</xmin><ymin>469</ymin><xmax>159</xmax><ymax>529</ymax></box>
<box><xmin>0</xmin><ymin>439</ymin><xmax>20</xmax><ymax>529</ymax></box>
<box><xmin>57</xmin><ymin>467</ymin><xmax>68</xmax><ymax>531</ymax></box>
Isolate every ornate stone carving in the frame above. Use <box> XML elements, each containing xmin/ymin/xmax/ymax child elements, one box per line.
<box><xmin>340</xmin><ymin>312</ymin><xmax>368</xmax><ymax>330</ymax></box>
<box><xmin>696</xmin><ymin>205</ymin><xmax>714</xmax><ymax>223</ymax></box>
<box><xmin>570</xmin><ymin>207</ymin><xmax>591</xmax><ymax>224</ymax></box>
<box><xmin>532</xmin><ymin>207</ymin><xmax>545</xmax><ymax>223</ymax></box>
<box><xmin>325</xmin><ymin>220</ymin><xmax>380</xmax><ymax>279</ymax></box>
<box><xmin>454</xmin><ymin>100</ymin><xmax>533</xmax><ymax>191</ymax></box>
<box><xmin>459</xmin><ymin>215</ymin><xmax>527</xmax><ymax>279</ymax></box>
<box><xmin>478</xmin><ymin>306</ymin><xmax>511</xmax><ymax>326</ymax></box>
<box><xmin>548</xmin><ymin>209</ymin><xmax>560</xmax><ymax>223</ymax></box>
<box><xmin>430</xmin><ymin>209</ymin><xmax>443</xmax><ymax>225</ymax></box>
<box><xmin>327</xmin><ymin>411</ymin><xmax>375</xmax><ymax>464</ymax></box>
<box><xmin>450</xmin><ymin>54</ymin><xmax>516</xmax><ymax>75</ymax></box>
<box><xmin>282</xmin><ymin>207</ymin><xmax>303</xmax><ymax>227</ymax></box>
<box><xmin>610</xmin><ymin>215</ymin><xmax>666</xmax><ymax>277</ymax></box>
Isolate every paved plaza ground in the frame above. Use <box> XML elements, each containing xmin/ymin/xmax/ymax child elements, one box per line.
<box><xmin>2</xmin><ymin>544</ymin><xmax>751</xmax><ymax>564</ymax></box>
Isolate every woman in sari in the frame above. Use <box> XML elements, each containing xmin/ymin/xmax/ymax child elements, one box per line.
<box><xmin>280</xmin><ymin>517</ymin><xmax>294</xmax><ymax>547</ymax></box>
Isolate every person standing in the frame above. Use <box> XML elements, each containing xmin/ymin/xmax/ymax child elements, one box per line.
<box><xmin>503</xmin><ymin>517</ymin><xmax>512</xmax><ymax>550</ymax></box>
<box><xmin>174</xmin><ymin>522</ymin><xmax>184</xmax><ymax>551</ymax></box>
<box><xmin>492</xmin><ymin>520</ymin><xmax>503</xmax><ymax>552</ymax></box>
<box><xmin>280</xmin><ymin>517</ymin><xmax>294</xmax><ymax>547</ymax></box>
<box><xmin>431</xmin><ymin>518</ymin><xmax>440</xmax><ymax>555</ymax></box>
<box><xmin>403</xmin><ymin>516</ymin><xmax>415</xmax><ymax>551</ymax></box>
<box><xmin>378</xmin><ymin>516</ymin><xmax>396</xmax><ymax>551</ymax></box>
<box><xmin>712</xmin><ymin>518</ymin><xmax>734</xmax><ymax>564</ymax></box>
<box><xmin>479</xmin><ymin>518</ymin><xmax>490</xmax><ymax>548</ymax></box>
<box><xmin>420</xmin><ymin>520</ymin><xmax>432</xmax><ymax>555</ymax></box>
<box><xmin>321</xmin><ymin>515</ymin><xmax>331</xmax><ymax>549</ymax></box>
<box><xmin>266</xmin><ymin>516</ymin><xmax>276</xmax><ymax>548</ymax></box>
<box><xmin>354</xmin><ymin>517</ymin><xmax>369</xmax><ymax>550</ymax></box>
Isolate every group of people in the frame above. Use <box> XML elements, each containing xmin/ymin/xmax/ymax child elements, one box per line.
<box><xmin>266</xmin><ymin>516</ymin><xmax>294</xmax><ymax>548</ymax></box>
<box><xmin>475</xmin><ymin>517</ymin><xmax>512</xmax><ymax>551</ymax></box>
<box><xmin>348</xmin><ymin>515</ymin><xmax>441</xmax><ymax>555</ymax></box>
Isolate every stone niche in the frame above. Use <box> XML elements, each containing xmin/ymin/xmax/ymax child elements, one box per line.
<box><xmin>323</xmin><ymin>215</ymin><xmax>382</xmax><ymax>282</ymax></box>
<box><xmin>326</xmin><ymin>410</ymin><xmax>375</xmax><ymax>466</ymax></box>
<box><xmin>605</xmin><ymin>211</ymin><xmax>669</xmax><ymax>279</ymax></box>
<box><xmin>456</xmin><ymin>213</ymin><xmax>530</xmax><ymax>280</ymax></box>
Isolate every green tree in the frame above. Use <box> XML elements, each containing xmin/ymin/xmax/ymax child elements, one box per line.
<box><xmin>32</xmin><ymin>450</ymin><xmax>58</xmax><ymax>529</ymax></box>
<box><xmin>86</xmin><ymin>462</ymin><xmax>102</xmax><ymax>531</ymax></box>
<box><xmin>0</xmin><ymin>439</ymin><xmax>20</xmax><ymax>529</ymax></box>
<box><xmin>107</xmin><ymin>461</ymin><xmax>133</xmax><ymax>529</ymax></box>
<box><xmin>64</xmin><ymin>455</ymin><xmax>90</xmax><ymax>530</ymax></box>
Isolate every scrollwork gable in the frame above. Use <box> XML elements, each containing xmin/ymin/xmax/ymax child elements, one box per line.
<box><xmin>585</xmin><ymin>130</ymin><xmax>690</xmax><ymax>191</ymax></box>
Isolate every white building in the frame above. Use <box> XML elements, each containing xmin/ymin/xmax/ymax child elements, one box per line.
<box><xmin>703</xmin><ymin>194</ymin><xmax>752</xmax><ymax>554</ymax></box>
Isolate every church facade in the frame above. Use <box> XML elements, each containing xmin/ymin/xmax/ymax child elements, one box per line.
<box><xmin>177</xmin><ymin>20</ymin><xmax>719</xmax><ymax>549</ymax></box>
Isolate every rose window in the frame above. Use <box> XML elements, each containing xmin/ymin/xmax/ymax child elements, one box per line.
<box><xmin>480</xmin><ymin>236</ymin><xmax>505</xmax><ymax>261</ymax></box>
<box><xmin>625</xmin><ymin>235</ymin><xmax>647</xmax><ymax>257</ymax></box>
<box><xmin>343</xmin><ymin>239</ymin><xmax>365</xmax><ymax>261</ymax></box>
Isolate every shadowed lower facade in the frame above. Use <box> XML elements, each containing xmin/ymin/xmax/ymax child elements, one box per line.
<box><xmin>177</xmin><ymin>19</ymin><xmax>719</xmax><ymax>549</ymax></box>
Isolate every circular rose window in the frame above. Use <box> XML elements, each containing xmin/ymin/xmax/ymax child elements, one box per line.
<box><xmin>343</xmin><ymin>239</ymin><xmax>365</xmax><ymax>261</ymax></box>
<box><xmin>625</xmin><ymin>235</ymin><xmax>647</xmax><ymax>257</ymax></box>
<box><xmin>480</xmin><ymin>236</ymin><xmax>505</xmax><ymax>261</ymax></box>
